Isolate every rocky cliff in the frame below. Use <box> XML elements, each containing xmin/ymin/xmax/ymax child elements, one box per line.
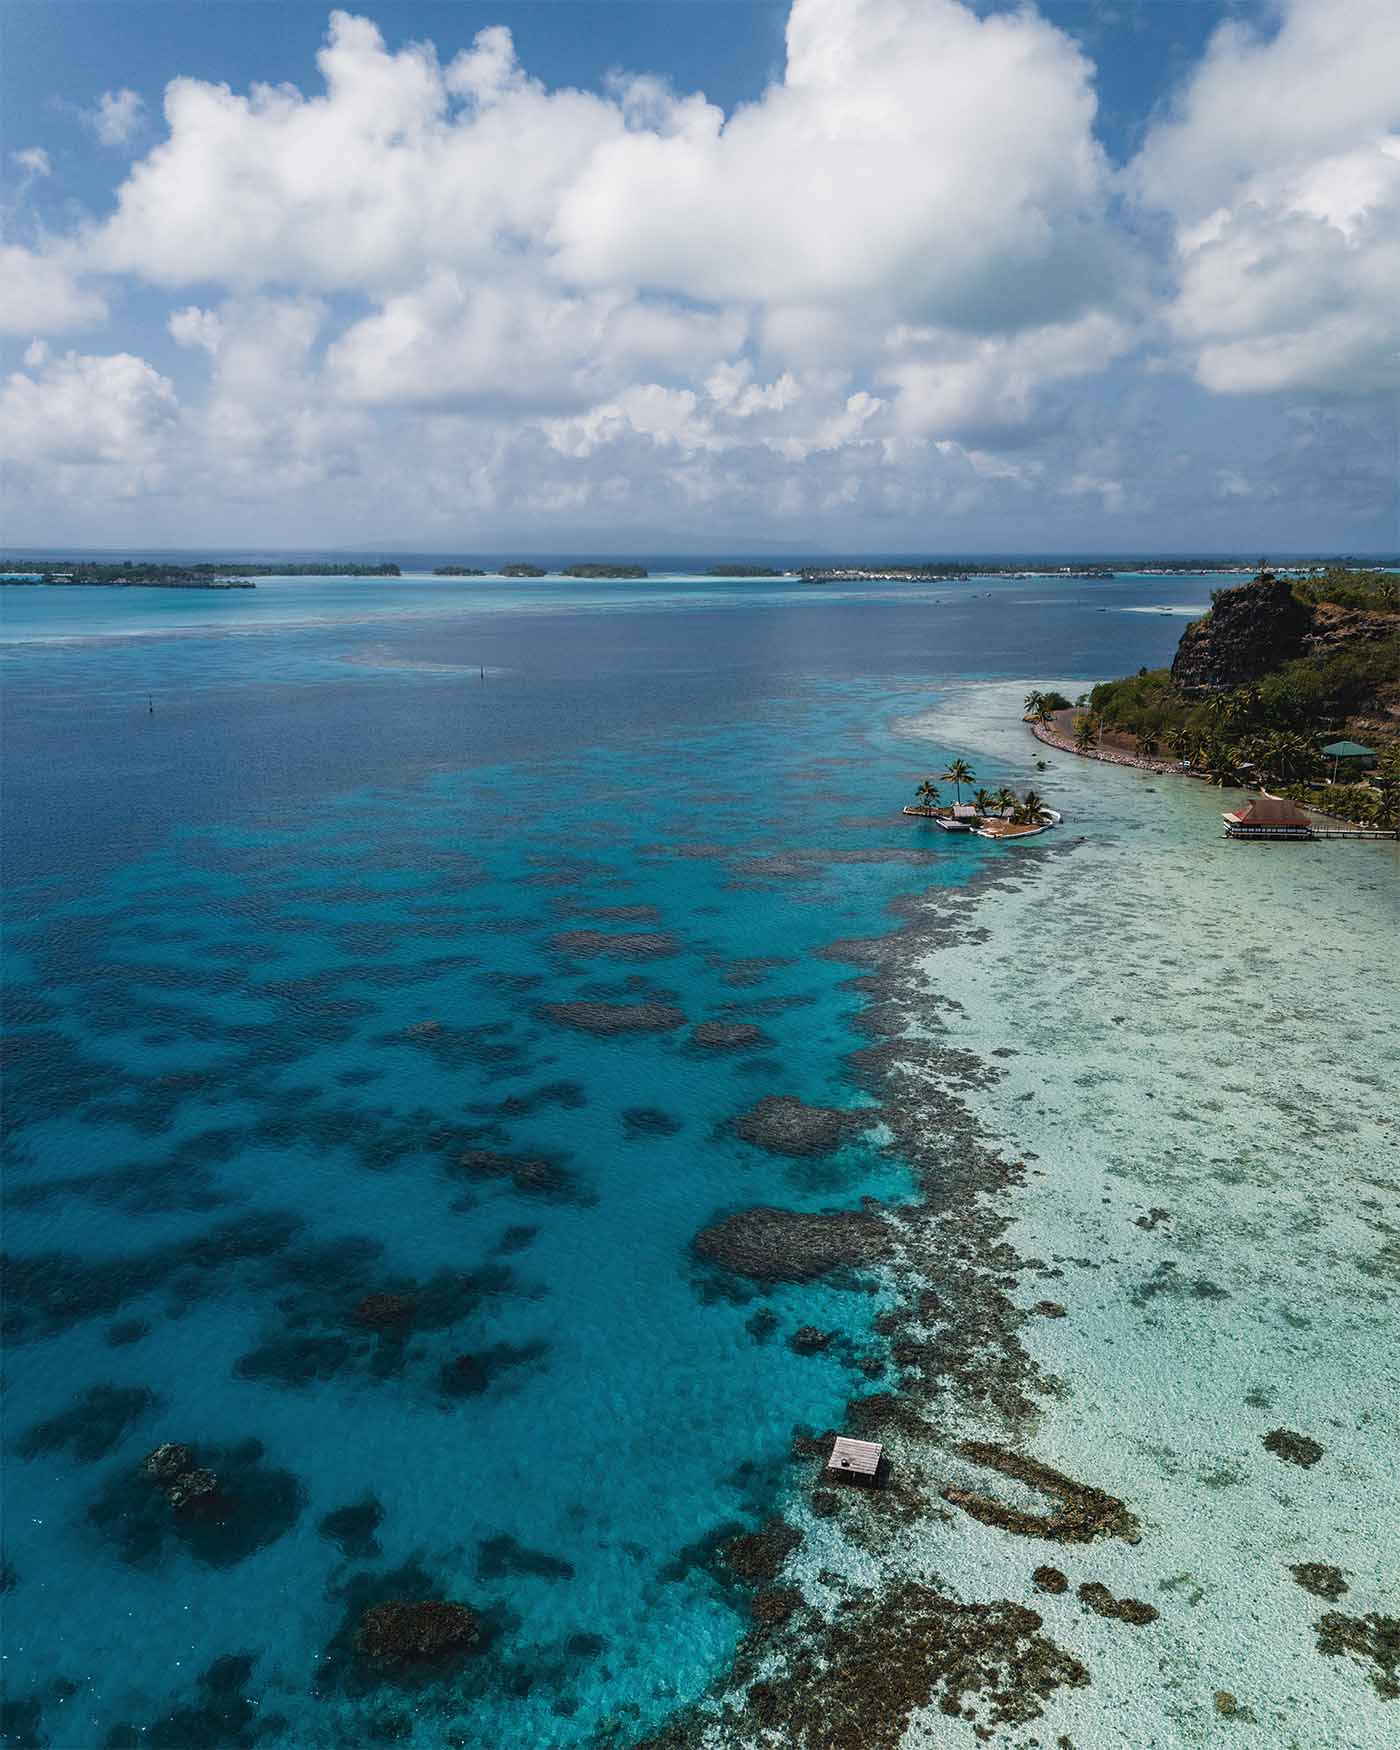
<box><xmin>1170</xmin><ymin>573</ymin><xmax>1315</xmax><ymax>692</ymax></box>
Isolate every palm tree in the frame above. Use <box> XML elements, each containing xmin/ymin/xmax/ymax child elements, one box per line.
<box><xmin>1014</xmin><ymin>787</ymin><xmax>1048</xmax><ymax>825</ymax></box>
<box><xmin>941</xmin><ymin>759</ymin><xmax>975</xmax><ymax>802</ymax></box>
<box><xmin>914</xmin><ymin>779</ymin><xmax>940</xmax><ymax>813</ymax></box>
<box><xmin>994</xmin><ymin>786</ymin><xmax>1017</xmax><ymax>817</ymax></box>
<box><xmin>1023</xmin><ymin>690</ymin><xmax>1044</xmax><ymax>720</ymax></box>
<box><xmin>1073</xmin><ymin>713</ymin><xmax>1100</xmax><ymax>751</ymax></box>
<box><xmin>972</xmin><ymin>788</ymin><xmax>997</xmax><ymax>819</ymax></box>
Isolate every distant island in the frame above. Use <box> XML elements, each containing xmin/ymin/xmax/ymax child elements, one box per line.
<box><xmin>432</xmin><ymin>565</ymin><xmax>485</xmax><ymax>577</ymax></box>
<box><xmin>1026</xmin><ymin>567</ymin><xmax>1400</xmax><ymax>826</ymax></box>
<box><xmin>560</xmin><ymin>564</ymin><xmax>648</xmax><ymax>579</ymax></box>
<box><xmin>706</xmin><ymin>565</ymin><xmax>789</xmax><ymax>578</ymax></box>
<box><xmin>501</xmin><ymin>564</ymin><xmax>547</xmax><ymax>578</ymax></box>
<box><xmin>0</xmin><ymin>560</ymin><xmax>401</xmax><ymax>589</ymax></box>
<box><xmin>800</xmin><ymin>562</ymin><xmax>1114</xmax><ymax>581</ymax></box>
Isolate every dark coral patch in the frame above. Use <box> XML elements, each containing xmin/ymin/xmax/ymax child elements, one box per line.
<box><xmin>2</xmin><ymin>1210</ymin><xmax>302</xmax><ymax>1343</ymax></box>
<box><xmin>694</xmin><ymin>1205</ymin><xmax>890</xmax><ymax>1283</ymax></box>
<box><xmin>320</xmin><ymin>1497</ymin><xmax>385</xmax><ymax>1562</ymax></box>
<box><xmin>1290</xmin><ymin>1563</ymin><xmax>1348</xmax><ymax>1601</ymax></box>
<box><xmin>105</xmin><ymin>1319</ymin><xmax>150</xmax><ymax>1348</ymax></box>
<box><xmin>549</xmin><ymin>931</ymin><xmax>679</xmax><ymax>961</ymax></box>
<box><xmin>732</xmin><ymin>1095</ymin><xmax>872</xmax><ymax>1157</ymax></box>
<box><xmin>456</xmin><ymin>1148</ymin><xmax>581</xmax><ymax>1201</ymax></box>
<box><xmin>941</xmin><ymin>1443</ymin><xmax>1141</xmax><ymax>1545</ymax></box>
<box><xmin>1263</xmin><ymin>1428</ymin><xmax>1324</xmax><ymax>1468</ymax></box>
<box><xmin>357</xmin><ymin>1601</ymin><xmax>483</xmax><ymax>1664</ymax></box>
<box><xmin>88</xmin><ymin>1438</ymin><xmax>303</xmax><ymax>1569</ymax></box>
<box><xmin>15</xmin><ymin>1384</ymin><xmax>159</xmax><ymax>1464</ymax></box>
<box><xmin>690</xmin><ymin>1022</ymin><xmax>774</xmax><ymax>1051</ymax></box>
<box><xmin>719</xmin><ymin>1519</ymin><xmax>803</xmax><ymax>1589</ymax></box>
<box><xmin>539</xmin><ymin>1001</ymin><xmax>686</xmax><ymax>1035</ymax></box>
<box><xmin>351</xmin><ymin>1292</ymin><xmax>416</xmax><ymax>1329</ymax></box>
<box><xmin>476</xmin><ymin>1535</ymin><xmax>575</xmax><ymax>1582</ymax></box>
<box><xmin>1314</xmin><ymin>1611</ymin><xmax>1399</xmax><ymax>1700</ymax></box>
<box><xmin>439</xmin><ymin>1340</ymin><xmax>550</xmax><ymax>1398</ymax></box>
<box><xmin>101</xmin><ymin>1653</ymin><xmax>277</xmax><ymax>1750</ymax></box>
<box><xmin>234</xmin><ymin>1333</ymin><xmax>354</xmax><ymax>1388</ymax></box>
<box><xmin>1033</xmin><ymin>1566</ymin><xmax>1069</xmax><ymax>1594</ymax></box>
<box><xmin>1077</xmin><ymin>1582</ymin><xmax>1158</xmax><ymax>1625</ymax></box>
<box><xmin>731</xmin><ymin>1581</ymin><xmax>1088</xmax><ymax>1742</ymax></box>
<box><xmin>622</xmin><ymin>1107</ymin><xmax>683</xmax><ymax>1139</ymax></box>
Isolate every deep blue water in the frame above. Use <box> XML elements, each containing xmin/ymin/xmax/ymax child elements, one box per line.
<box><xmin>1</xmin><ymin>572</ymin><xmax>1196</xmax><ymax>1748</ymax></box>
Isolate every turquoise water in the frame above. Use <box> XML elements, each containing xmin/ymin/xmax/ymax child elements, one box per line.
<box><xmin>3</xmin><ymin>572</ymin><xmax>1391</xmax><ymax>1747</ymax></box>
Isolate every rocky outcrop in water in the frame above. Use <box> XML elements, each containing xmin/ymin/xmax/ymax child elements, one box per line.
<box><xmin>694</xmin><ymin>1205</ymin><xmax>891</xmax><ymax>1282</ymax></box>
<box><xmin>1263</xmin><ymin>1427</ymin><xmax>1324</xmax><ymax>1468</ymax></box>
<box><xmin>142</xmin><ymin>1443</ymin><xmax>222</xmax><ymax>1512</ymax></box>
<box><xmin>732</xmin><ymin>1095</ymin><xmax>872</xmax><ymax>1157</ymax></box>
<box><xmin>1170</xmin><ymin>573</ymin><xmax>1314</xmax><ymax>692</ymax></box>
<box><xmin>1077</xmin><ymin>1581</ymin><xmax>1159</xmax><ymax>1625</ymax></box>
<box><xmin>356</xmin><ymin>1600</ymin><xmax>482</xmax><ymax>1662</ymax></box>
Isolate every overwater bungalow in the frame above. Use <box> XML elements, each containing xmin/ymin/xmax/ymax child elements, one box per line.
<box><xmin>1221</xmin><ymin>796</ymin><xmax>1314</xmax><ymax>840</ymax></box>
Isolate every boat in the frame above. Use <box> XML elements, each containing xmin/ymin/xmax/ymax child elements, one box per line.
<box><xmin>901</xmin><ymin>803</ymin><xmax>977</xmax><ymax>830</ymax></box>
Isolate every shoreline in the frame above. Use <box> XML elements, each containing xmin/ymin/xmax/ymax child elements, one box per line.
<box><xmin>1028</xmin><ymin>716</ymin><xmax>1388</xmax><ymax>832</ymax></box>
<box><xmin>650</xmin><ymin>681</ymin><xmax>1398</xmax><ymax>1748</ymax></box>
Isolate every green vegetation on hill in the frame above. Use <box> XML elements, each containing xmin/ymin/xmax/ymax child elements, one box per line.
<box><xmin>1293</xmin><ymin>566</ymin><xmax>1400</xmax><ymax>613</ymax></box>
<box><xmin>1076</xmin><ymin>567</ymin><xmax>1400</xmax><ymax>820</ymax></box>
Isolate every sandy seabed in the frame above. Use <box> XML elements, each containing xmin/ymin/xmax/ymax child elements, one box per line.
<box><xmin>670</xmin><ymin>681</ymin><xmax>1398</xmax><ymax>1749</ymax></box>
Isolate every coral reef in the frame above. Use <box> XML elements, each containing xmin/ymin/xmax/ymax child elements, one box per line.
<box><xmin>320</xmin><ymin>1498</ymin><xmax>385</xmax><ymax>1562</ymax></box>
<box><xmin>1313</xmin><ymin>1611</ymin><xmax>1399</xmax><ymax>1701</ymax></box>
<box><xmin>694</xmin><ymin>1205</ymin><xmax>890</xmax><ymax>1282</ymax></box>
<box><xmin>789</xmin><ymin>1326</ymin><xmax>833</xmax><ymax>1355</ymax></box>
<box><xmin>17</xmin><ymin>1384</ymin><xmax>158</xmax><ymax>1464</ymax></box>
<box><xmin>539</xmin><ymin>1001</ymin><xmax>686</xmax><ymax>1034</ymax></box>
<box><xmin>1077</xmin><ymin>1581</ymin><xmax>1159</xmax><ymax>1626</ymax></box>
<box><xmin>1290</xmin><ymin>1563</ymin><xmax>1348</xmax><ymax>1601</ymax></box>
<box><xmin>719</xmin><ymin>1519</ymin><xmax>803</xmax><ymax>1588</ymax></box>
<box><xmin>723</xmin><ymin>1581</ymin><xmax>1090</xmax><ymax>1746</ymax></box>
<box><xmin>356</xmin><ymin>1602</ymin><xmax>482</xmax><ymax>1663</ymax></box>
<box><xmin>732</xmin><ymin>1095</ymin><xmax>872</xmax><ymax>1157</ymax></box>
<box><xmin>351</xmin><ymin>1292</ymin><xmax>415</xmax><ymax>1328</ymax></box>
<box><xmin>1263</xmin><ymin>1428</ymin><xmax>1324</xmax><ymax>1468</ymax></box>
<box><xmin>1033</xmin><ymin>1566</ymin><xmax>1069</xmax><ymax>1594</ymax></box>
<box><xmin>689</xmin><ymin>1022</ymin><xmax>773</xmax><ymax>1050</ymax></box>
<box><xmin>941</xmin><ymin>1442</ymin><xmax>1141</xmax><ymax>1544</ymax></box>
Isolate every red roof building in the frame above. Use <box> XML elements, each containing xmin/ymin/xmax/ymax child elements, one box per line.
<box><xmin>1222</xmin><ymin>795</ymin><xmax>1314</xmax><ymax>838</ymax></box>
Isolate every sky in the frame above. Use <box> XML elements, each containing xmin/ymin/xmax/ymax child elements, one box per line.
<box><xmin>1</xmin><ymin>0</ymin><xmax>1397</xmax><ymax>554</ymax></box>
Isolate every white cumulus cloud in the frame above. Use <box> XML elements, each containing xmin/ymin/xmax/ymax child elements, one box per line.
<box><xmin>1132</xmin><ymin>0</ymin><xmax>1400</xmax><ymax>394</ymax></box>
<box><xmin>0</xmin><ymin>246</ymin><xmax>107</xmax><ymax>336</ymax></box>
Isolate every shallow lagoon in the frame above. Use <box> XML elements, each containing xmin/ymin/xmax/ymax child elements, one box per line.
<box><xmin>2</xmin><ymin>575</ymin><xmax>1395</xmax><ymax>1746</ymax></box>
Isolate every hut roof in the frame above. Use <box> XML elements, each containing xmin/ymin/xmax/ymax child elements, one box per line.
<box><xmin>827</xmin><ymin>1436</ymin><xmax>883</xmax><ymax>1477</ymax></box>
<box><xmin>1222</xmin><ymin>795</ymin><xmax>1312</xmax><ymax>827</ymax></box>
